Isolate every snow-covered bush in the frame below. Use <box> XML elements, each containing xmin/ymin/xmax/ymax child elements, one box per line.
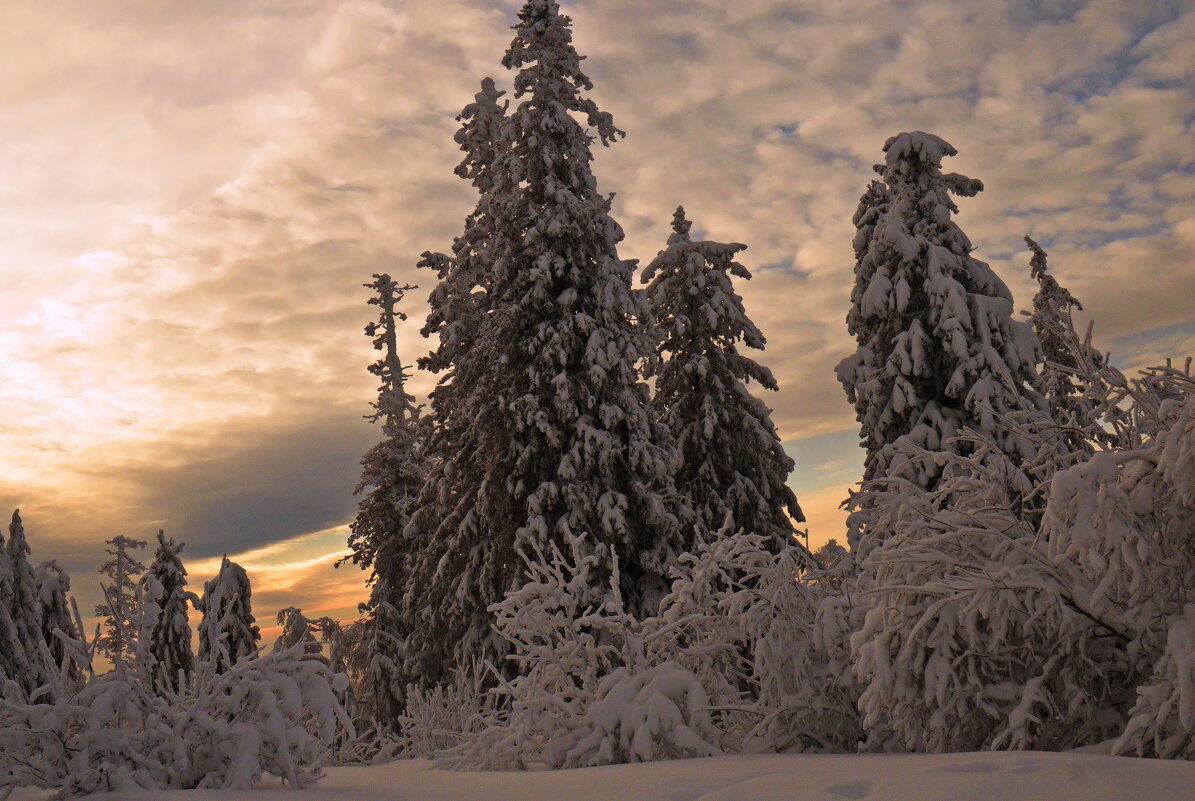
<box><xmin>851</xmin><ymin>347</ymin><xmax>1195</xmax><ymax>755</ymax></box>
<box><xmin>436</xmin><ymin>533</ymin><xmax>637</xmax><ymax>770</ymax></box>
<box><xmin>438</xmin><ymin>526</ymin><xmax>861</xmax><ymax>770</ymax></box>
<box><xmin>1</xmin><ymin>583</ymin><xmax>353</xmax><ymax>797</ymax></box>
<box><xmin>564</xmin><ymin>663</ymin><xmax>720</xmax><ymax>765</ymax></box>
<box><xmin>849</xmin><ymin>442</ymin><xmax>1126</xmax><ymax>753</ymax></box>
<box><xmin>653</xmin><ymin>528</ymin><xmax>861</xmax><ymax>754</ymax></box>
<box><xmin>398</xmin><ymin>667</ymin><xmax>492</xmax><ymax>759</ymax></box>
<box><xmin>1115</xmin><ymin>604</ymin><xmax>1195</xmax><ymax>759</ymax></box>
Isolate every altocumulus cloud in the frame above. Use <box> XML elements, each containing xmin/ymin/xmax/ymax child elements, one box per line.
<box><xmin>0</xmin><ymin>0</ymin><xmax>1191</xmax><ymax>630</ymax></box>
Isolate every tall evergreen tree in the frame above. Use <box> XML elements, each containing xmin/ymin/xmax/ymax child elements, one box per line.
<box><xmin>347</xmin><ymin>275</ymin><xmax>425</xmax><ymax>575</ymax></box>
<box><xmin>1026</xmin><ymin>235</ymin><xmax>1105</xmax><ymax>455</ymax></box>
<box><xmin>94</xmin><ymin>534</ymin><xmax>147</xmax><ymax>664</ymax></box>
<box><xmin>643</xmin><ymin>207</ymin><xmax>805</xmax><ymax>553</ymax></box>
<box><xmin>1</xmin><ymin>510</ymin><xmax>48</xmax><ymax>694</ymax></box>
<box><xmin>35</xmin><ymin>559</ymin><xmax>79</xmax><ymax>682</ymax></box>
<box><xmin>141</xmin><ymin>531</ymin><xmax>196</xmax><ymax>693</ymax></box>
<box><xmin>835</xmin><ymin>132</ymin><xmax>1044</xmax><ymax>546</ymax></box>
<box><xmin>403</xmin><ymin>0</ymin><xmax>685</xmax><ymax>686</ymax></box>
<box><xmin>346</xmin><ymin>274</ymin><xmax>425</xmax><ymax>728</ymax></box>
<box><xmin>197</xmin><ymin>557</ymin><xmax>260</xmax><ymax>674</ymax></box>
<box><xmin>418</xmin><ymin>77</ymin><xmax>508</xmax><ymax>377</ymax></box>
<box><xmin>407</xmin><ymin>78</ymin><xmax>510</xmax><ymax>564</ymax></box>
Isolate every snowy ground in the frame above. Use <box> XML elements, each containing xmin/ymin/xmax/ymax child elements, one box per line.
<box><xmin>11</xmin><ymin>751</ymin><xmax>1195</xmax><ymax>801</ymax></box>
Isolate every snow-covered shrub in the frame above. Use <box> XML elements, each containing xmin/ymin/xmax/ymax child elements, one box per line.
<box><xmin>1046</xmin><ymin>363</ymin><xmax>1195</xmax><ymax>757</ymax></box>
<box><xmin>653</xmin><ymin>528</ymin><xmax>861</xmax><ymax>754</ymax></box>
<box><xmin>851</xmin><ymin>352</ymin><xmax>1195</xmax><ymax>755</ymax></box>
<box><xmin>1115</xmin><ymin>605</ymin><xmax>1195</xmax><ymax>759</ymax></box>
<box><xmin>564</xmin><ymin>663</ymin><xmax>720</xmax><ymax>765</ymax></box>
<box><xmin>436</xmin><ymin>533</ymin><xmax>637</xmax><ymax>770</ymax></box>
<box><xmin>1</xmin><ymin>587</ymin><xmax>353</xmax><ymax>797</ymax></box>
<box><xmin>849</xmin><ymin>442</ymin><xmax>1126</xmax><ymax>753</ymax></box>
<box><xmin>398</xmin><ymin>666</ymin><xmax>492</xmax><ymax>759</ymax></box>
<box><xmin>440</xmin><ymin>526</ymin><xmax>862</xmax><ymax>770</ymax></box>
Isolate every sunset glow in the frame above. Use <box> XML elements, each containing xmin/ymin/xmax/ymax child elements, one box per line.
<box><xmin>2</xmin><ymin>0</ymin><xmax>1192</xmax><ymax>637</ymax></box>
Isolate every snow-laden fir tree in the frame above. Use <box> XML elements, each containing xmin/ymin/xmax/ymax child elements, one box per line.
<box><xmin>1</xmin><ymin>510</ymin><xmax>50</xmax><ymax>694</ymax></box>
<box><xmin>841</xmin><ymin>133</ymin><xmax>1066</xmax><ymax>751</ymax></box>
<box><xmin>93</xmin><ymin>534</ymin><xmax>147</xmax><ymax>665</ymax></box>
<box><xmin>141</xmin><ymin>531</ymin><xmax>196</xmax><ymax>693</ymax></box>
<box><xmin>197</xmin><ymin>557</ymin><xmax>260</xmax><ymax>674</ymax></box>
<box><xmin>395</xmin><ymin>79</ymin><xmax>509</xmax><ymax>697</ymax></box>
<box><xmin>417</xmin><ymin>77</ymin><xmax>508</xmax><ymax>377</ymax></box>
<box><xmin>644</xmin><ymin>206</ymin><xmax>805</xmax><ymax>553</ymax></box>
<box><xmin>845</xmin><ymin>249</ymin><xmax>1181</xmax><ymax>752</ymax></box>
<box><xmin>402</xmin><ymin>0</ymin><xmax>685</xmax><ymax>686</ymax></box>
<box><xmin>1026</xmin><ymin>235</ymin><xmax>1105</xmax><ymax>456</ymax></box>
<box><xmin>35</xmin><ymin>559</ymin><xmax>80</xmax><ymax>682</ymax></box>
<box><xmin>405</xmin><ymin>76</ymin><xmax>510</xmax><ymax>574</ymax></box>
<box><xmin>274</xmin><ymin>607</ymin><xmax>322</xmax><ymax>657</ymax></box>
<box><xmin>346</xmin><ymin>274</ymin><xmax>425</xmax><ymax>728</ymax></box>
<box><xmin>348</xmin><ymin>275</ymin><xmax>424</xmax><ymax>575</ymax></box>
<box><xmin>835</xmin><ymin>132</ymin><xmax>1045</xmax><ymax>547</ymax></box>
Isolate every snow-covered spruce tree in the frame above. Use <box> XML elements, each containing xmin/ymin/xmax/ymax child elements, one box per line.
<box><xmin>94</xmin><ymin>534</ymin><xmax>148</xmax><ymax>665</ymax></box>
<box><xmin>274</xmin><ymin>607</ymin><xmax>322</xmax><ymax>657</ymax></box>
<box><xmin>1026</xmin><ymin>235</ymin><xmax>1107</xmax><ymax>456</ymax></box>
<box><xmin>403</xmin><ymin>0</ymin><xmax>685</xmax><ymax>686</ymax></box>
<box><xmin>835</xmin><ymin>132</ymin><xmax>1045</xmax><ymax>548</ymax></box>
<box><xmin>841</xmin><ymin>134</ymin><xmax>1087</xmax><ymax>752</ymax></box>
<box><xmin>36</xmin><ymin>560</ymin><xmax>81</xmax><ymax>683</ymax></box>
<box><xmin>418</xmin><ymin>76</ymin><xmax>508</xmax><ymax>378</ymax></box>
<box><xmin>348</xmin><ymin>275</ymin><xmax>424</xmax><ymax>575</ymax></box>
<box><xmin>1</xmin><ymin>510</ymin><xmax>50</xmax><ymax>694</ymax></box>
<box><xmin>404</xmin><ymin>77</ymin><xmax>510</xmax><ymax>584</ymax></box>
<box><xmin>141</xmin><ymin>531</ymin><xmax>196</xmax><ymax>694</ymax></box>
<box><xmin>197</xmin><ymin>557</ymin><xmax>260</xmax><ymax>674</ymax></box>
<box><xmin>345</xmin><ymin>274</ymin><xmax>425</xmax><ymax>729</ymax></box>
<box><xmin>392</xmin><ymin>79</ymin><xmax>509</xmax><ymax>703</ymax></box>
<box><xmin>644</xmin><ymin>206</ymin><xmax>805</xmax><ymax>553</ymax></box>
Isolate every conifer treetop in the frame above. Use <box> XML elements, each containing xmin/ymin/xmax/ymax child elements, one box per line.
<box><xmin>503</xmin><ymin>0</ymin><xmax>623</xmax><ymax>149</ymax></box>
<box><xmin>198</xmin><ymin>556</ymin><xmax>261</xmax><ymax>674</ymax></box>
<box><xmin>1025</xmin><ymin>235</ymin><xmax>1105</xmax><ymax>454</ymax></box>
<box><xmin>838</xmin><ymin>131</ymin><xmax>1044</xmax><ymax>500</ymax></box>
<box><xmin>454</xmin><ymin>77</ymin><xmax>509</xmax><ymax>192</ymax></box>
<box><xmin>364</xmin><ymin>273</ymin><xmax>418</xmax><ymax>428</ymax></box>
<box><xmin>143</xmin><ymin>529</ymin><xmax>197</xmax><ymax>694</ymax></box>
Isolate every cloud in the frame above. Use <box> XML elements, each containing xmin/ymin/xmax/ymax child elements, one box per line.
<box><xmin>0</xmin><ymin>0</ymin><xmax>1191</xmax><ymax>625</ymax></box>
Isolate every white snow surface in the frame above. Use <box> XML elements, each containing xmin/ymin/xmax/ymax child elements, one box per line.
<box><xmin>13</xmin><ymin>751</ymin><xmax>1193</xmax><ymax>801</ymax></box>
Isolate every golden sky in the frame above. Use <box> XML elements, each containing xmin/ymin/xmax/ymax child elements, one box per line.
<box><xmin>2</xmin><ymin>0</ymin><xmax>1192</xmax><ymax>638</ymax></box>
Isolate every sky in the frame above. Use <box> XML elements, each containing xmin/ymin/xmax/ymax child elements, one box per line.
<box><xmin>1</xmin><ymin>0</ymin><xmax>1192</xmax><ymax>640</ymax></box>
